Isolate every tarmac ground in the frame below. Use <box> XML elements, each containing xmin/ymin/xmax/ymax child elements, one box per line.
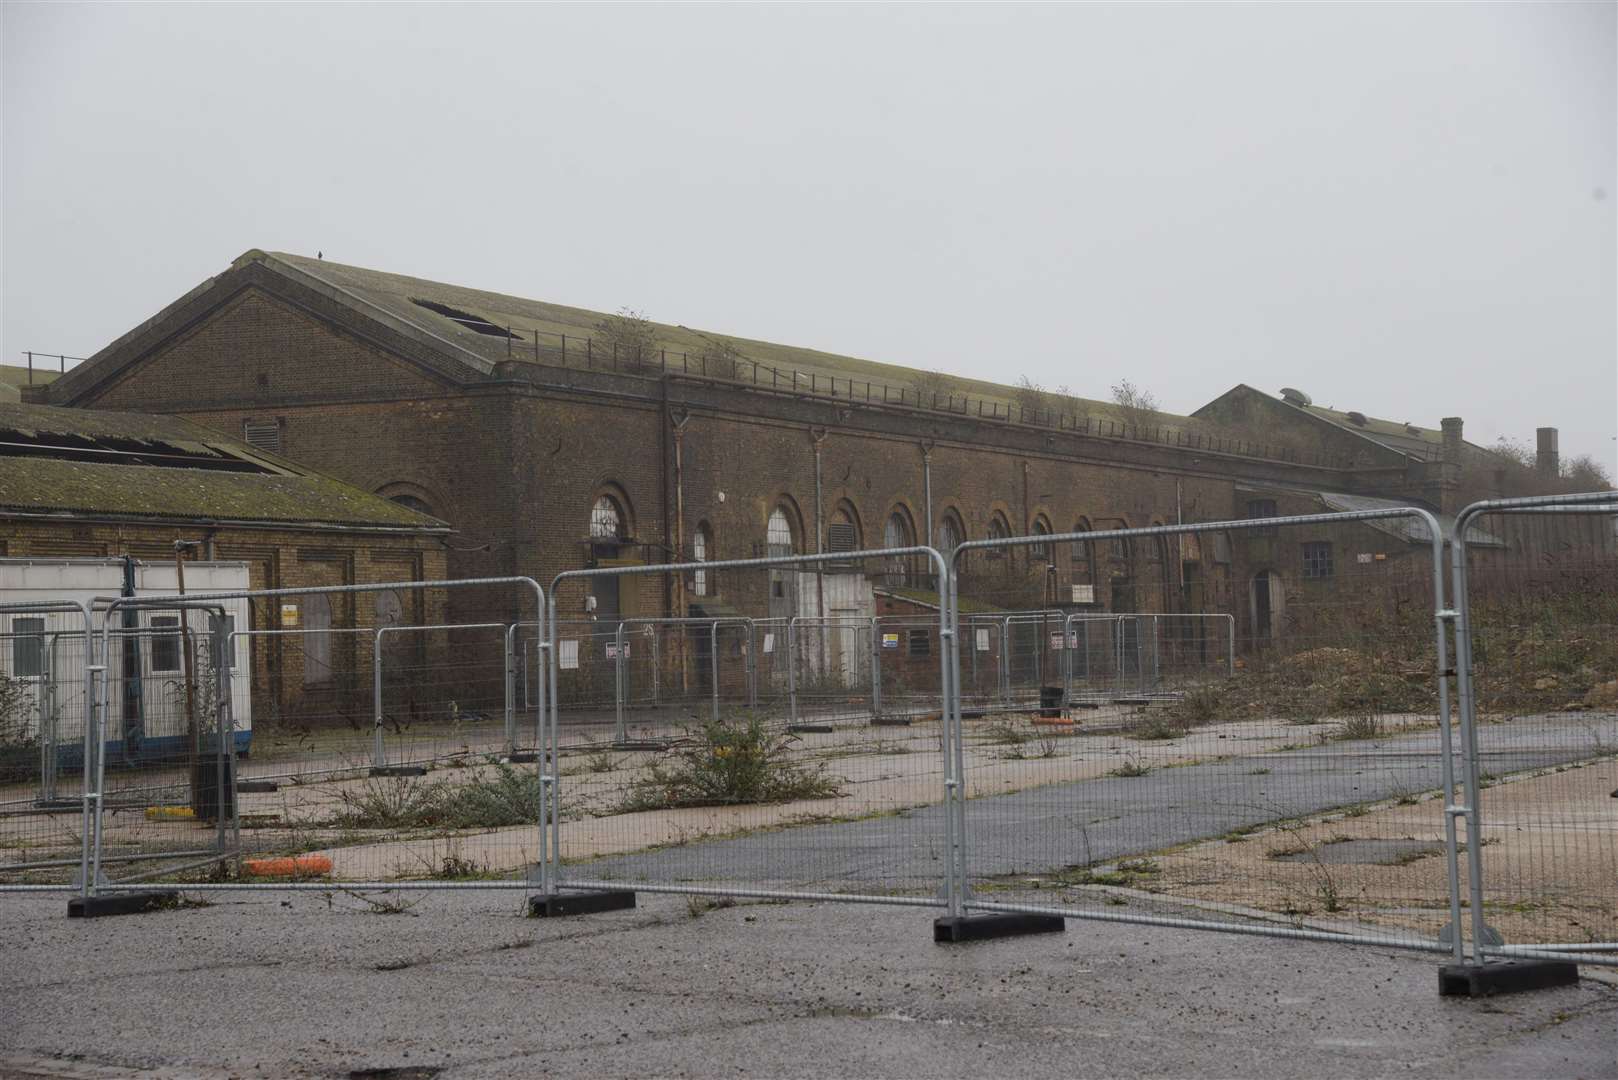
<box><xmin>2</xmin><ymin>888</ymin><xmax>1614</xmax><ymax>1079</ymax></box>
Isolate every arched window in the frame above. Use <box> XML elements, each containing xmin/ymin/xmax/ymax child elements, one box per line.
<box><xmin>828</xmin><ymin>502</ymin><xmax>861</xmax><ymax>553</ymax></box>
<box><xmin>389</xmin><ymin>494</ymin><xmax>434</xmax><ymax>517</ymax></box>
<box><xmin>767</xmin><ymin>506</ymin><xmax>795</xmax><ymax>556</ymax></box>
<box><xmin>937</xmin><ymin>512</ymin><xmax>964</xmax><ymax>555</ymax></box>
<box><xmin>985</xmin><ymin>512</ymin><xmax>1011</xmax><ymax>563</ymax></box>
<box><xmin>1031</xmin><ymin>515</ymin><xmax>1052</xmax><ymax>560</ymax></box>
<box><xmin>692</xmin><ymin>523</ymin><xmax>712</xmax><ymax>598</ymax></box>
<box><xmin>767</xmin><ymin>503</ymin><xmax>799</xmax><ymax>607</ymax></box>
<box><xmin>590</xmin><ymin>495</ymin><xmax>626</xmax><ymax>540</ymax></box>
<box><xmin>1071</xmin><ymin>519</ymin><xmax>1094</xmax><ymax>575</ymax></box>
<box><xmin>883</xmin><ymin>507</ymin><xmax>914</xmax><ymax>584</ymax></box>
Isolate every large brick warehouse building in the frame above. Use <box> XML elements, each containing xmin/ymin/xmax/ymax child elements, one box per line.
<box><xmin>29</xmin><ymin>249</ymin><xmax>1599</xmax><ymax>663</ymax></box>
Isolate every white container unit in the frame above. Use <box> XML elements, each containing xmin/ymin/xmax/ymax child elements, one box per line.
<box><xmin>1</xmin><ymin>558</ymin><xmax>254</xmax><ymax>769</ymax></box>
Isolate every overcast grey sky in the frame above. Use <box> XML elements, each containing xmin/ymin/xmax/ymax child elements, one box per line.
<box><xmin>4</xmin><ymin>2</ymin><xmax>1614</xmax><ymax>469</ymax></box>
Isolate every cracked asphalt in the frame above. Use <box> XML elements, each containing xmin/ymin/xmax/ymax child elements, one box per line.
<box><xmin>577</xmin><ymin>714</ymin><xmax>1616</xmax><ymax>889</ymax></box>
<box><xmin>2</xmin><ymin>889</ymin><xmax>1614</xmax><ymax>1079</ymax></box>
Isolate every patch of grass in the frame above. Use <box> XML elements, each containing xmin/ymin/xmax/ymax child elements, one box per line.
<box><xmin>1127</xmin><ymin>713</ymin><xmax>1193</xmax><ymax>742</ymax></box>
<box><xmin>685</xmin><ymin>894</ymin><xmax>739</xmax><ymax>918</ymax></box>
<box><xmin>616</xmin><ymin>713</ymin><xmax>843</xmax><ymax>812</ymax></box>
<box><xmin>327</xmin><ymin>763</ymin><xmax>559</xmax><ymax>831</ymax></box>
<box><xmin>1332</xmin><ymin>714</ymin><xmax>1384</xmax><ymax>741</ymax></box>
<box><xmin>978</xmin><ymin>721</ymin><xmax>1031</xmax><ymax>746</ymax></box>
<box><xmin>1108</xmin><ymin>755</ymin><xmax>1152</xmax><ymax>778</ymax></box>
<box><xmin>1248</xmin><ymin>767</ymin><xmax>1272</xmax><ymax>776</ymax></box>
<box><xmin>579</xmin><ymin>740</ymin><xmax>617</xmax><ymax>774</ymax></box>
<box><xmin>342</xmin><ymin>890</ymin><xmax>421</xmax><ymax>916</ymax></box>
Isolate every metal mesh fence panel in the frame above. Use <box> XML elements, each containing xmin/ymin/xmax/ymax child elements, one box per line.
<box><xmin>1454</xmin><ymin>494</ymin><xmax>1618</xmax><ymax>964</ymax></box>
<box><xmin>375</xmin><ymin>622</ymin><xmax>515</xmax><ymax>770</ymax></box>
<box><xmin>91</xmin><ymin>607</ymin><xmax>242</xmax><ymax>888</ymax></box>
<box><xmin>948</xmin><ymin>512</ymin><xmax>1461</xmax><ymax>955</ymax></box>
<box><xmin>1</xmin><ymin>608</ymin><xmax>95</xmax><ymax>889</ymax></box>
<box><xmin>545</xmin><ymin>548</ymin><xmax>954</xmax><ymax>906</ymax></box>
<box><xmin>76</xmin><ymin>578</ymin><xmax>547</xmax><ymax>894</ymax></box>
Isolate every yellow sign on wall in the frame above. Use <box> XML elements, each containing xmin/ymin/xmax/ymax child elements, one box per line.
<box><xmin>280</xmin><ymin>603</ymin><xmax>299</xmax><ymax>628</ymax></box>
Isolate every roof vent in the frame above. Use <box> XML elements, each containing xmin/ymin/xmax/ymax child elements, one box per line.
<box><xmin>1345</xmin><ymin>411</ymin><xmax>1368</xmax><ymax>427</ymax></box>
<box><xmin>1279</xmin><ymin>387</ymin><xmax>1312</xmax><ymax>406</ymax></box>
<box><xmin>1404</xmin><ymin>423</ymin><xmax>1420</xmax><ymax>434</ymax></box>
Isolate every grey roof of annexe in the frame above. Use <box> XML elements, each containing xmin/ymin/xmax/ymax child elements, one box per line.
<box><xmin>0</xmin><ymin>402</ymin><xmax>449</xmax><ymax>532</ymax></box>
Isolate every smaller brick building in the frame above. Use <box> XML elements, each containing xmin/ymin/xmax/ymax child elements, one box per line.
<box><xmin>0</xmin><ymin>401</ymin><xmax>453</xmax><ymax>726</ymax></box>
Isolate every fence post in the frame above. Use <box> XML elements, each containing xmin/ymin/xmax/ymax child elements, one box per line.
<box><xmin>787</xmin><ymin>617</ymin><xmax>798</xmax><ymax>725</ymax></box>
<box><xmin>372</xmin><ymin>628</ymin><xmax>387</xmax><ymax>769</ymax></box>
<box><xmin>614</xmin><ymin>621</ymin><xmax>627</xmax><ymax>743</ymax></box>
<box><xmin>504</xmin><ymin>625</ymin><xmax>517</xmax><ymax>756</ymax></box>
<box><xmin>710</xmin><ymin>622</ymin><xmax>720</xmax><ymax>723</ymax></box>
<box><xmin>869</xmin><ymin>617</ymin><xmax>882</xmax><ymax>719</ymax></box>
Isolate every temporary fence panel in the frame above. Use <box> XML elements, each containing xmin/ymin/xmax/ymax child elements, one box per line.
<box><xmin>91</xmin><ymin>606</ymin><xmax>240</xmax><ymax>889</ymax></box>
<box><xmin>542</xmin><ymin>547</ymin><xmax>958</xmax><ymax>909</ymax></box>
<box><xmin>374</xmin><ymin>622</ymin><xmax>514</xmax><ymax>770</ymax></box>
<box><xmin>76</xmin><ymin>578</ymin><xmax>547</xmax><ymax>895</ymax></box>
<box><xmin>1061</xmin><ymin>612</ymin><xmax>1236</xmax><ymax>704</ymax></box>
<box><xmin>0</xmin><ymin>603</ymin><xmax>97</xmax><ymax>889</ymax></box>
<box><xmin>946</xmin><ymin>511</ymin><xmax>1467</xmax><ymax>959</ymax></box>
<box><xmin>1451</xmin><ymin>492</ymin><xmax>1618</xmax><ymax>966</ymax></box>
<box><xmin>788</xmin><ymin>617</ymin><xmax>878</xmax><ymax>726</ymax></box>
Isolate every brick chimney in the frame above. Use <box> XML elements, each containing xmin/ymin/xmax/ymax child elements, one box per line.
<box><xmin>1440</xmin><ymin>417</ymin><xmax>1464</xmax><ymax>464</ymax></box>
<box><xmin>1427</xmin><ymin>417</ymin><xmax>1464</xmax><ymax>513</ymax></box>
<box><xmin>1536</xmin><ymin>427</ymin><xmax>1560</xmax><ymax>477</ymax></box>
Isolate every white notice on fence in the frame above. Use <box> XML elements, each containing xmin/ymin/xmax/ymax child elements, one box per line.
<box><xmin>762</xmin><ymin>633</ymin><xmax>775</xmax><ymax>654</ymax></box>
<box><xmin>560</xmin><ymin>640</ymin><xmax>579</xmax><ymax>670</ymax></box>
<box><xmin>975</xmin><ymin>628</ymin><xmax>991</xmax><ymax>652</ymax></box>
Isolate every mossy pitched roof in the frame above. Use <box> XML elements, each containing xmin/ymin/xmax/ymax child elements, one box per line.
<box><xmin>0</xmin><ymin>402</ymin><xmax>447</xmax><ymax>531</ymax></box>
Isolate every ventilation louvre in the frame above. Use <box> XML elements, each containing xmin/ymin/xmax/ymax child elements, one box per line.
<box><xmin>242</xmin><ymin>420</ymin><xmax>282</xmax><ymax>454</ymax></box>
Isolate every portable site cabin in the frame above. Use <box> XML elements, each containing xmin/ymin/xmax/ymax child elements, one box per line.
<box><xmin>1</xmin><ymin>558</ymin><xmax>254</xmax><ymax>783</ymax></box>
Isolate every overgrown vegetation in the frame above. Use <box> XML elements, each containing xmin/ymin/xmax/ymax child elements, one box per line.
<box><xmin>616</xmin><ymin>713</ymin><xmax>843</xmax><ymax>812</ymax></box>
<box><xmin>1108</xmin><ymin>755</ymin><xmax>1152</xmax><ymax>778</ymax></box>
<box><xmin>1110</xmin><ymin>378</ymin><xmax>1161</xmax><ymax>435</ymax></box>
<box><xmin>594</xmin><ymin>307</ymin><xmax>660</xmax><ymax>369</ymax></box>
<box><xmin>0</xmin><ymin>672</ymin><xmax>37</xmax><ymax>783</ymax></box>
<box><xmin>327</xmin><ymin>762</ymin><xmax>556</xmax><ymax>830</ymax></box>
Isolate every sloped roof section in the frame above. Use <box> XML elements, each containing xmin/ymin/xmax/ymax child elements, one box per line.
<box><xmin>0</xmin><ymin>402</ymin><xmax>447</xmax><ymax>531</ymax></box>
<box><xmin>1236</xmin><ymin>484</ymin><xmax>1502</xmax><ymax>547</ymax></box>
<box><xmin>255</xmin><ymin>250</ymin><xmax>1129</xmax><ymax>415</ymax></box>
<box><xmin>1295</xmin><ymin>403</ymin><xmax>1492</xmax><ymax>462</ymax></box>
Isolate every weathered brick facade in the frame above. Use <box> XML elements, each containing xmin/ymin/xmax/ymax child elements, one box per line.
<box><xmin>41</xmin><ymin>250</ymin><xmax>1580</xmax><ymax>655</ymax></box>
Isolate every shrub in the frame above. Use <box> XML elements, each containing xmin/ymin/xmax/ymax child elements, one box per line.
<box><xmin>329</xmin><ymin>762</ymin><xmax>553</xmax><ymax>830</ymax></box>
<box><xmin>617</xmin><ymin>713</ymin><xmax>843</xmax><ymax>811</ymax></box>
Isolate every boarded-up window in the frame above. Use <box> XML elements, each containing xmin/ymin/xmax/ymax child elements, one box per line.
<box><xmin>827</xmin><ymin>522</ymin><xmax>857</xmax><ymax>553</ymax></box>
<box><xmin>303</xmin><ymin>594</ymin><xmax>332</xmax><ymax>687</ymax></box>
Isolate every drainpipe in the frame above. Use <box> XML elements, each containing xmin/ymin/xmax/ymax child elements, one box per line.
<box><xmin>921</xmin><ymin>442</ymin><xmax>934</xmax><ymax>546</ymax></box>
<box><xmin>811</xmin><ymin>427</ymin><xmax>827</xmax><ymax>629</ymax></box>
<box><xmin>672</xmin><ymin>412</ymin><xmax>690</xmax><ymax>692</ymax></box>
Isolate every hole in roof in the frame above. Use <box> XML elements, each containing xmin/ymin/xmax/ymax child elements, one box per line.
<box><xmin>410</xmin><ymin>298</ymin><xmax>523</xmax><ymax>340</ymax></box>
<box><xmin>0</xmin><ymin>427</ymin><xmax>274</xmax><ymax>474</ymax></box>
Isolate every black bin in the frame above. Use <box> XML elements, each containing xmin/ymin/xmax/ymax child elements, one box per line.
<box><xmin>194</xmin><ymin>753</ymin><xmax>236</xmax><ymax>822</ymax></box>
<box><xmin>1038</xmin><ymin>685</ymin><xmax>1064</xmax><ymax>719</ymax></box>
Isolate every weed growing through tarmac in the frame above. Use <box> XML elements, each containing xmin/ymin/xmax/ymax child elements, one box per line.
<box><xmin>685</xmin><ymin>894</ymin><xmax>739</xmax><ymax>918</ymax></box>
<box><xmin>615</xmin><ymin>712</ymin><xmax>843</xmax><ymax>811</ymax></box>
<box><xmin>1108</xmin><ymin>754</ymin><xmax>1152</xmax><ymax>778</ymax></box>
<box><xmin>1330</xmin><ymin>714</ymin><xmax>1384</xmax><ymax>741</ymax></box>
<box><xmin>328</xmin><ymin>763</ymin><xmax>561</xmax><ymax>830</ymax></box>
